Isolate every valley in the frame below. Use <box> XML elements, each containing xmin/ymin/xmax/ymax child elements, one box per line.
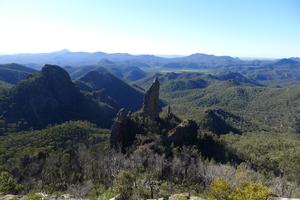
<box><xmin>1</xmin><ymin>0</ymin><xmax>300</xmax><ymax>199</ymax></box>
<box><xmin>0</xmin><ymin>51</ymin><xmax>299</xmax><ymax>199</ymax></box>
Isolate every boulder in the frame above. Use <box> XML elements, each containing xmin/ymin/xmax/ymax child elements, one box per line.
<box><xmin>109</xmin><ymin>194</ymin><xmax>123</xmax><ymax>200</ymax></box>
<box><xmin>0</xmin><ymin>194</ymin><xmax>20</xmax><ymax>200</ymax></box>
<box><xmin>168</xmin><ymin>193</ymin><xmax>205</xmax><ymax>200</ymax></box>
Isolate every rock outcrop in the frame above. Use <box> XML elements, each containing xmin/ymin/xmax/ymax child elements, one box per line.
<box><xmin>168</xmin><ymin>119</ymin><xmax>198</xmax><ymax>146</ymax></box>
<box><xmin>110</xmin><ymin>79</ymin><xmax>200</xmax><ymax>150</ymax></box>
<box><xmin>142</xmin><ymin>78</ymin><xmax>160</xmax><ymax>120</ymax></box>
<box><xmin>169</xmin><ymin>193</ymin><xmax>205</xmax><ymax>200</ymax></box>
<box><xmin>110</xmin><ymin>108</ymin><xmax>137</xmax><ymax>150</ymax></box>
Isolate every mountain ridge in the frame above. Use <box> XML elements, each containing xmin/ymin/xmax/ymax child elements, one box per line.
<box><xmin>76</xmin><ymin>70</ymin><xmax>145</xmax><ymax>111</ymax></box>
<box><xmin>0</xmin><ymin>64</ymin><xmax>116</xmax><ymax>132</ymax></box>
<box><xmin>0</xmin><ymin>63</ymin><xmax>36</xmax><ymax>84</ymax></box>
<box><xmin>0</xmin><ymin>50</ymin><xmax>246</xmax><ymax>68</ymax></box>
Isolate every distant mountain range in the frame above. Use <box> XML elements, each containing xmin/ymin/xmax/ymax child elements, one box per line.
<box><xmin>290</xmin><ymin>57</ymin><xmax>300</xmax><ymax>62</ymax></box>
<box><xmin>0</xmin><ymin>50</ymin><xmax>246</xmax><ymax>69</ymax></box>
<box><xmin>0</xmin><ymin>49</ymin><xmax>162</xmax><ymax>68</ymax></box>
<box><xmin>0</xmin><ymin>50</ymin><xmax>299</xmax><ymax>89</ymax></box>
<box><xmin>0</xmin><ymin>63</ymin><xmax>36</xmax><ymax>84</ymax></box>
<box><xmin>65</xmin><ymin>60</ymin><xmax>148</xmax><ymax>81</ymax></box>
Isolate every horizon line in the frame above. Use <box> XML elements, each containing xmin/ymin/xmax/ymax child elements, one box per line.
<box><xmin>0</xmin><ymin>49</ymin><xmax>296</xmax><ymax>60</ymax></box>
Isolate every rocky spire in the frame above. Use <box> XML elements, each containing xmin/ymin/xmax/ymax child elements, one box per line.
<box><xmin>142</xmin><ymin>77</ymin><xmax>160</xmax><ymax>120</ymax></box>
<box><xmin>167</xmin><ymin>104</ymin><xmax>171</xmax><ymax>116</ymax></box>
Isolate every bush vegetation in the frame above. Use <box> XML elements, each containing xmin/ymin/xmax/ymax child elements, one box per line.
<box><xmin>0</xmin><ymin>121</ymin><xmax>299</xmax><ymax>198</ymax></box>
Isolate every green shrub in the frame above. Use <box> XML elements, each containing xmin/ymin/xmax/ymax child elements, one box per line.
<box><xmin>0</xmin><ymin>171</ymin><xmax>23</xmax><ymax>194</ymax></box>
<box><xmin>114</xmin><ymin>170</ymin><xmax>136</xmax><ymax>199</ymax></box>
<box><xmin>208</xmin><ymin>177</ymin><xmax>271</xmax><ymax>200</ymax></box>
<box><xmin>208</xmin><ymin>178</ymin><xmax>231</xmax><ymax>200</ymax></box>
<box><xmin>24</xmin><ymin>193</ymin><xmax>43</xmax><ymax>200</ymax></box>
<box><xmin>230</xmin><ymin>182</ymin><xmax>270</xmax><ymax>200</ymax></box>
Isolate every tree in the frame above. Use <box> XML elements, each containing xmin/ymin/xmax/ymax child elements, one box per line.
<box><xmin>208</xmin><ymin>177</ymin><xmax>231</xmax><ymax>200</ymax></box>
<box><xmin>208</xmin><ymin>177</ymin><xmax>271</xmax><ymax>200</ymax></box>
<box><xmin>114</xmin><ymin>170</ymin><xmax>136</xmax><ymax>199</ymax></box>
<box><xmin>0</xmin><ymin>171</ymin><xmax>23</xmax><ymax>194</ymax></box>
<box><xmin>230</xmin><ymin>182</ymin><xmax>270</xmax><ymax>200</ymax></box>
<box><xmin>67</xmin><ymin>181</ymin><xmax>93</xmax><ymax>199</ymax></box>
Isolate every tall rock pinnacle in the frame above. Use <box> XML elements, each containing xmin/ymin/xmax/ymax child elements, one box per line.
<box><xmin>142</xmin><ymin>77</ymin><xmax>160</xmax><ymax>120</ymax></box>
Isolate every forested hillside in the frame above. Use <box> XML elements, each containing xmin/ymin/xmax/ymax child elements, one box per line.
<box><xmin>76</xmin><ymin>70</ymin><xmax>145</xmax><ymax>111</ymax></box>
<box><xmin>0</xmin><ymin>55</ymin><xmax>299</xmax><ymax>199</ymax></box>
<box><xmin>0</xmin><ymin>65</ymin><xmax>116</xmax><ymax>133</ymax></box>
<box><xmin>136</xmin><ymin>72</ymin><xmax>300</xmax><ymax>133</ymax></box>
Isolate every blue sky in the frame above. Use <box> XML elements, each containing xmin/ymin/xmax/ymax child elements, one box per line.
<box><xmin>0</xmin><ymin>0</ymin><xmax>299</xmax><ymax>58</ymax></box>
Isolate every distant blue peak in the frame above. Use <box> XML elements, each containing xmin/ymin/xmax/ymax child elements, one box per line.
<box><xmin>54</xmin><ymin>49</ymin><xmax>71</xmax><ymax>54</ymax></box>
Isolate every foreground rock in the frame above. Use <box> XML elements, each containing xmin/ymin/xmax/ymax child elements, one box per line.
<box><xmin>109</xmin><ymin>194</ymin><xmax>122</xmax><ymax>200</ymax></box>
<box><xmin>108</xmin><ymin>193</ymin><xmax>204</xmax><ymax>200</ymax></box>
<box><xmin>169</xmin><ymin>193</ymin><xmax>205</xmax><ymax>200</ymax></box>
<box><xmin>0</xmin><ymin>194</ymin><xmax>19</xmax><ymax>200</ymax></box>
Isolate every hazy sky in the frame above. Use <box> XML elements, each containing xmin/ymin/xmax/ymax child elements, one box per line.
<box><xmin>0</xmin><ymin>0</ymin><xmax>299</xmax><ymax>58</ymax></box>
